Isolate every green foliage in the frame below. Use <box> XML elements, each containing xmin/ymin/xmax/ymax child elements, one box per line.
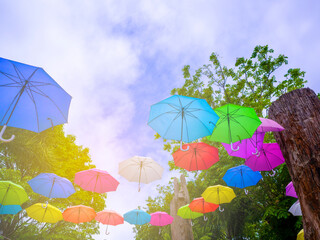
<box><xmin>0</xmin><ymin>126</ymin><xmax>105</xmax><ymax>240</ymax></box>
<box><xmin>135</xmin><ymin>45</ymin><xmax>306</xmax><ymax>239</ymax></box>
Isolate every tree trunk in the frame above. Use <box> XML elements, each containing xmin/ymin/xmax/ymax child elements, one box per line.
<box><xmin>269</xmin><ymin>88</ymin><xmax>320</xmax><ymax>240</ymax></box>
<box><xmin>170</xmin><ymin>174</ymin><xmax>194</xmax><ymax>240</ymax></box>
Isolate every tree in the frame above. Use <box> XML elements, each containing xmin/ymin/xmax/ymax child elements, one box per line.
<box><xmin>135</xmin><ymin>45</ymin><xmax>306</xmax><ymax>239</ymax></box>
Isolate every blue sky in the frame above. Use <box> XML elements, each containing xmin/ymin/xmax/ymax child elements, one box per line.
<box><xmin>1</xmin><ymin>1</ymin><xmax>320</xmax><ymax>239</ymax></box>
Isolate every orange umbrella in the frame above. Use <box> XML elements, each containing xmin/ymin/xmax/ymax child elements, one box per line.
<box><xmin>189</xmin><ymin>197</ymin><xmax>218</xmax><ymax>221</ymax></box>
<box><xmin>95</xmin><ymin>210</ymin><xmax>124</xmax><ymax>235</ymax></box>
<box><xmin>63</xmin><ymin>205</ymin><xmax>96</xmax><ymax>223</ymax></box>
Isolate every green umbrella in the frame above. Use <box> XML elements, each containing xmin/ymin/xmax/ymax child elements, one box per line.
<box><xmin>0</xmin><ymin>181</ymin><xmax>28</xmax><ymax>205</ymax></box>
<box><xmin>207</xmin><ymin>104</ymin><xmax>261</xmax><ymax>151</ymax></box>
<box><xmin>177</xmin><ymin>204</ymin><xmax>203</xmax><ymax>219</ymax></box>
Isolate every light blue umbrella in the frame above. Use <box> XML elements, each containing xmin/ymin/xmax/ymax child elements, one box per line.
<box><xmin>28</xmin><ymin>173</ymin><xmax>75</xmax><ymax>199</ymax></box>
<box><xmin>223</xmin><ymin>165</ymin><xmax>262</xmax><ymax>193</ymax></box>
<box><xmin>0</xmin><ymin>204</ymin><xmax>22</xmax><ymax>214</ymax></box>
<box><xmin>148</xmin><ymin>95</ymin><xmax>219</xmax><ymax>151</ymax></box>
<box><xmin>0</xmin><ymin>57</ymin><xmax>71</xmax><ymax>142</ymax></box>
<box><xmin>124</xmin><ymin>209</ymin><xmax>151</xmax><ymax>225</ymax></box>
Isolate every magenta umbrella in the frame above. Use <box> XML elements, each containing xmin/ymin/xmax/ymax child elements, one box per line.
<box><xmin>222</xmin><ymin>131</ymin><xmax>265</xmax><ymax>158</ymax></box>
<box><xmin>257</xmin><ymin>118</ymin><xmax>284</xmax><ymax>132</ymax></box>
<box><xmin>244</xmin><ymin>143</ymin><xmax>285</xmax><ymax>175</ymax></box>
<box><xmin>286</xmin><ymin>181</ymin><xmax>298</xmax><ymax>198</ymax></box>
<box><xmin>150</xmin><ymin>212</ymin><xmax>173</xmax><ymax>226</ymax></box>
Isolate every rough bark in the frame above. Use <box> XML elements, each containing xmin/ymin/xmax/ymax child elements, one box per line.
<box><xmin>269</xmin><ymin>88</ymin><xmax>320</xmax><ymax>240</ymax></box>
<box><xmin>170</xmin><ymin>174</ymin><xmax>194</xmax><ymax>240</ymax></box>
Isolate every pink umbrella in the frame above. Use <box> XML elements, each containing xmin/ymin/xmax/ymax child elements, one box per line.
<box><xmin>95</xmin><ymin>210</ymin><xmax>124</xmax><ymax>235</ymax></box>
<box><xmin>244</xmin><ymin>143</ymin><xmax>285</xmax><ymax>175</ymax></box>
<box><xmin>74</xmin><ymin>168</ymin><xmax>119</xmax><ymax>193</ymax></box>
<box><xmin>150</xmin><ymin>212</ymin><xmax>173</xmax><ymax>226</ymax></box>
<box><xmin>286</xmin><ymin>181</ymin><xmax>298</xmax><ymax>198</ymax></box>
<box><xmin>222</xmin><ymin>131</ymin><xmax>265</xmax><ymax>159</ymax></box>
<box><xmin>257</xmin><ymin>118</ymin><xmax>284</xmax><ymax>132</ymax></box>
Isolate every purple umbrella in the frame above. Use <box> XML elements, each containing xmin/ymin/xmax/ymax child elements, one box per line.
<box><xmin>286</xmin><ymin>181</ymin><xmax>298</xmax><ymax>198</ymax></box>
<box><xmin>222</xmin><ymin>131</ymin><xmax>265</xmax><ymax>158</ymax></box>
<box><xmin>257</xmin><ymin>118</ymin><xmax>284</xmax><ymax>132</ymax></box>
<box><xmin>244</xmin><ymin>143</ymin><xmax>285</xmax><ymax>175</ymax></box>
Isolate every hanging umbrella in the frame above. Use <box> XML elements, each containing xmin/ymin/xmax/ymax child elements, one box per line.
<box><xmin>124</xmin><ymin>209</ymin><xmax>151</xmax><ymax>225</ymax></box>
<box><xmin>207</xmin><ymin>104</ymin><xmax>261</xmax><ymax>151</ymax></box>
<box><xmin>297</xmin><ymin>229</ymin><xmax>304</xmax><ymax>240</ymax></box>
<box><xmin>202</xmin><ymin>185</ymin><xmax>236</xmax><ymax>211</ymax></box>
<box><xmin>257</xmin><ymin>117</ymin><xmax>284</xmax><ymax>132</ymax></box>
<box><xmin>177</xmin><ymin>204</ymin><xmax>203</xmax><ymax>220</ymax></box>
<box><xmin>286</xmin><ymin>181</ymin><xmax>298</xmax><ymax>198</ymax></box>
<box><xmin>26</xmin><ymin>203</ymin><xmax>63</xmax><ymax>223</ymax></box>
<box><xmin>222</xmin><ymin>131</ymin><xmax>265</xmax><ymax>158</ymax></box>
<box><xmin>28</xmin><ymin>173</ymin><xmax>75</xmax><ymax>199</ymax></box>
<box><xmin>74</xmin><ymin>168</ymin><xmax>119</xmax><ymax>193</ymax></box>
<box><xmin>289</xmin><ymin>200</ymin><xmax>302</xmax><ymax>216</ymax></box>
<box><xmin>63</xmin><ymin>205</ymin><xmax>96</xmax><ymax>223</ymax></box>
<box><xmin>0</xmin><ymin>204</ymin><xmax>22</xmax><ymax>214</ymax></box>
<box><xmin>172</xmin><ymin>142</ymin><xmax>219</xmax><ymax>171</ymax></box>
<box><xmin>119</xmin><ymin>156</ymin><xmax>163</xmax><ymax>191</ymax></box>
<box><xmin>245</xmin><ymin>143</ymin><xmax>285</xmax><ymax>176</ymax></box>
<box><xmin>222</xmin><ymin>165</ymin><xmax>262</xmax><ymax>194</ymax></box>
<box><xmin>148</xmin><ymin>95</ymin><xmax>219</xmax><ymax>151</ymax></box>
<box><xmin>150</xmin><ymin>212</ymin><xmax>174</xmax><ymax>226</ymax></box>
<box><xmin>95</xmin><ymin>210</ymin><xmax>124</xmax><ymax>235</ymax></box>
<box><xmin>0</xmin><ymin>181</ymin><xmax>28</xmax><ymax>205</ymax></box>
<box><xmin>189</xmin><ymin>197</ymin><xmax>218</xmax><ymax>221</ymax></box>
<box><xmin>0</xmin><ymin>57</ymin><xmax>71</xmax><ymax>142</ymax></box>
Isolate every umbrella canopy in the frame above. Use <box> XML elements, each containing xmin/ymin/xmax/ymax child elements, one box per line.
<box><xmin>207</xmin><ymin>104</ymin><xmax>261</xmax><ymax>151</ymax></box>
<box><xmin>189</xmin><ymin>197</ymin><xmax>218</xmax><ymax>214</ymax></box>
<box><xmin>0</xmin><ymin>57</ymin><xmax>71</xmax><ymax>142</ymax></box>
<box><xmin>172</xmin><ymin>142</ymin><xmax>219</xmax><ymax>171</ymax></box>
<box><xmin>148</xmin><ymin>95</ymin><xmax>219</xmax><ymax>150</ymax></box>
<box><xmin>28</xmin><ymin>173</ymin><xmax>75</xmax><ymax>198</ymax></box>
<box><xmin>95</xmin><ymin>210</ymin><xmax>124</xmax><ymax>226</ymax></box>
<box><xmin>202</xmin><ymin>185</ymin><xmax>236</xmax><ymax>205</ymax></box>
<box><xmin>297</xmin><ymin>229</ymin><xmax>304</xmax><ymax>240</ymax></box>
<box><xmin>257</xmin><ymin>117</ymin><xmax>284</xmax><ymax>132</ymax></box>
<box><xmin>74</xmin><ymin>168</ymin><xmax>119</xmax><ymax>193</ymax></box>
<box><xmin>289</xmin><ymin>200</ymin><xmax>302</xmax><ymax>216</ymax></box>
<box><xmin>222</xmin><ymin>131</ymin><xmax>265</xmax><ymax>158</ymax></box>
<box><xmin>0</xmin><ymin>204</ymin><xmax>22</xmax><ymax>214</ymax></box>
<box><xmin>245</xmin><ymin>143</ymin><xmax>285</xmax><ymax>171</ymax></box>
<box><xmin>286</xmin><ymin>181</ymin><xmax>298</xmax><ymax>198</ymax></box>
<box><xmin>150</xmin><ymin>212</ymin><xmax>174</xmax><ymax>226</ymax></box>
<box><xmin>63</xmin><ymin>205</ymin><xmax>96</xmax><ymax>223</ymax></box>
<box><xmin>222</xmin><ymin>165</ymin><xmax>262</xmax><ymax>189</ymax></box>
<box><xmin>119</xmin><ymin>156</ymin><xmax>163</xmax><ymax>191</ymax></box>
<box><xmin>0</xmin><ymin>181</ymin><xmax>28</xmax><ymax>205</ymax></box>
<box><xmin>177</xmin><ymin>205</ymin><xmax>203</xmax><ymax>219</ymax></box>
<box><xmin>124</xmin><ymin>209</ymin><xmax>151</xmax><ymax>225</ymax></box>
<box><xmin>26</xmin><ymin>203</ymin><xmax>63</xmax><ymax>223</ymax></box>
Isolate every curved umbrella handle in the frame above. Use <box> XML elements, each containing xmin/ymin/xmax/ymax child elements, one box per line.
<box><xmin>105</xmin><ymin>225</ymin><xmax>110</xmax><ymax>235</ymax></box>
<box><xmin>159</xmin><ymin>228</ymin><xmax>161</xmax><ymax>235</ymax></box>
<box><xmin>269</xmin><ymin>169</ymin><xmax>276</xmax><ymax>177</ymax></box>
<box><xmin>191</xmin><ymin>221</ymin><xmax>194</xmax><ymax>226</ymax></box>
<box><xmin>0</xmin><ymin>125</ymin><xmax>15</xmax><ymax>142</ymax></box>
<box><xmin>41</xmin><ymin>202</ymin><xmax>48</xmax><ymax>209</ymax></box>
<box><xmin>180</xmin><ymin>141</ymin><xmax>189</xmax><ymax>152</ymax></box>
<box><xmin>230</xmin><ymin>142</ymin><xmax>239</xmax><ymax>152</ymax></box>
<box><xmin>203</xmin><ymin>215</ymin><xmax>208</xmax><ymax>221</ymax></box>
<box><xmin>244</xmin><ymin>189</ymin><xmax>249</xmax><ymax>195</ymax></box>
<box><xmin>219</xmin><ymin>205</ymin><xmax>224</xmax><ymax>212</ymax></box>
<box><xmin>252</xmin><ymin>148</ymin><xmax>260</xmax><ymax>156</ymax></box>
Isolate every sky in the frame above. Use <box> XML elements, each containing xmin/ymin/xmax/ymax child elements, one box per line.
<box><xmin>1</xmin><ymin>0</ymin><xmax>320</xmax><ymax>239</ymax></box>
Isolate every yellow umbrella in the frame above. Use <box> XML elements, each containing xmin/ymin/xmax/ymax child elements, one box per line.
<box><xmin>202</xmin><ymin>185</ymin><xmax>236</xmax><ymax>212</ymax></box>
<box><xmin>26</xmin><ymin>203</ymin><xmax>63</xmax><ymax>223</ymax></box>
<box><xmin>297</xmin><ymin>229</ymin><xmax>304</xmax><ymax>240</ymax></box>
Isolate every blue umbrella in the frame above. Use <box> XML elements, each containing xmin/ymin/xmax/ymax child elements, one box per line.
<box><xmin>148</xmin><ymin>95</ymin><xmax>219</xmax><ymax>151</ymax></box>
<box><xmin>0</xmin><ymin>204</ymin><xmax>22</xmax><ymax>214</ymax></box>
<box><xmin>0</xmin><ymin>57</ymin><xmax>71</xmax><ymax>142</ymax></box>
<box><xmin>28</xmin><ymin>173</ymin><xmax>75</xmax><ymax>199</ymax></box>
<box><xmin>124</xmin><ymin>209</ymin><xmax>151</xmax><ymax>225</ymax></box>
<box><xmin>223</xmin><ymin>165</ymin><xmax>262</xmax><ymax>193</ymax></box>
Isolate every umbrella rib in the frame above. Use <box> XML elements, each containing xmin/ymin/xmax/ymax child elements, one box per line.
<box><xmin>147</xmin><ymin>110</ymin><xmax>179</xmax><ymax>124</ymax></box>
<box><xmin>0</xmin><ymin>83</ymin><xmax>22</xmax><ymax>87</ymax></box>
<box><xmin>162</xmin><ymin>112</ymin><xmax>182</xmax><ymax>139</ymax></box>
<box><xmin>0</xmin><ymin>71</ymin><xmax>22</xmax><ymax>84</ymax></box>
<box><xmin>25</xmin><ymin>85</ymin><xmax>40</xmax><ymax>132</ymax></box>
<box><xmin>12</xmin><ymin>63</ymin><xmax>27</xmax><ymax>84</ymax></box>
<box><xmin>0</xmin><ymin>89</ymin><xmax>22</xmax><ymax>124</ymax></box>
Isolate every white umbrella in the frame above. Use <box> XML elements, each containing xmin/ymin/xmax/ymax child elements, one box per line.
<box><xmin>119</xmin><ymin>156</ymin><xmax>164</xmax><ymax>192</ymax></box>
<box><xmin>289</xmin><ymin>200</ymin><xmax>302</xmax><ymax>216</ymax></box>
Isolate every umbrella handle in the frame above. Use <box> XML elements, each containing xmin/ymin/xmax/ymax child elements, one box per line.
<box><xmin>269</xmin><ymin>169</ymin><xmax>276</xmax><ymax>177</ymax></box>
<box><xmin>203</xmin><ymin>215</ymin><xmax>208</xmax><ymax>221</ymax></box>
<box><xmin>244</xmin><ymin>189</ymin><xmax>249</xmax><ymax>195</ymax></box>
<box><xmin>105</xmin><ymin>225</ymin><xmax>110</xmax><ymax>235</ymax></box>
<box><xmin>0</xmin><ymin>125</ymin><xmax>15</xmax><ymax>142</ymax></box>
<box><xmin>252</xmin><ymin>148</ymin><xmax>260</xmax><ymax>156</ymax></box>
<box><xmin>219</xmin><ymin>205</ymin><xmax>224</xmax><ymax>212</ymax></box>
<box><xmin>41</xmin><ymin>202</ymin><xmax>48</xmax><ymax>209</ymax></box>
<box><xmin>159</xmin><ymin>228</ymin><xmax>161</xmax><ymax>235</ymax></box>
<box><xmin>191</xmin><ymin>221</ymin><xmax>194</xmax><ymax>226</ymax></box>
<box><xmin>230</xmin><ymin>142</ymin><xmax>239</xmax><ymax>152</ymax></box>
<box><xmin>180</xmin><ymin>141</ymin><xmax>189</xmax><ymax>152</ymax></box>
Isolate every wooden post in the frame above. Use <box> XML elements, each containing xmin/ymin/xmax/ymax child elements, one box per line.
<box><xmin>170</xmin><ymin>174</ymin><xmax>194</xmax><ymax>240</ymax></box>
<box><xmin>269</xmin><ymin>88</ymin><xmax>320</xmax><ymax>240</ymax></box>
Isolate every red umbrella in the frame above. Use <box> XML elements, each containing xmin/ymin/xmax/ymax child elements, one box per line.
<box><xmin>172</xmin><ymin>143</ymin><xmax>219</xmax><ymax>171</ymax></box>
<box><xmin>95</xmin><ymin>210</ymin><xmax>124</xmax><ymax>235</ymax></box>
<box><xmin>189</xmin><ymin>197</ymin><xmax>219</xmax><ymax>214</ymax></box>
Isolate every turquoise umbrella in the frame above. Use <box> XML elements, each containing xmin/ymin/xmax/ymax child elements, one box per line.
<box><xmin>0</xmin><ymin>204</ymin><xmax>22</xmax><ymax>214</ymax></box>
<box><xmin>124</xmin><ymin>209</ymin><xmax>151</xmax><ymax>225</ymax></box>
